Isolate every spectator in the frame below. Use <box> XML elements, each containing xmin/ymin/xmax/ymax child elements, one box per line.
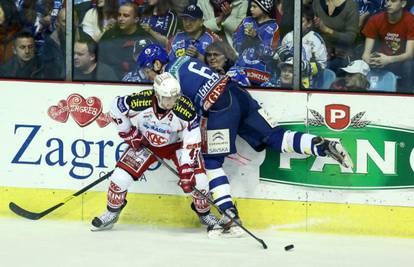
<box><xmin>168</xmin><ymin>4</ymin><xmax>220</xmax><ymax>62</ymax></box>
<box><xmin>354</xmin><ymin>0</ymin><xmax>385</xmax><ymax>27</ymax></box>
<box><xmin>73</xmin><ymin>36</ymin><xmax>118</xmax><ymax>82</ymax></box>
<box><xmin>204</xmin><ymin>40</ymin><xmax>250</xmax><ymax>86</ymax></box>
<box><xmin>39</xmin><ymin>7</ymin><xmax>66</xmax><ymax>80</ymax></box>
<box><xmin>81</xmin><ymin>0</ymin><xmax>119</xmax><ymax>42</ymax></box>
<box><xmin>0</xmin><ymin>31</ymin><xmax>44</xmax><ymax>79</ymax></box>
<box><xmin>98</xmin><ymin>2</ymin><xmax>155</xmax><ymax>80</ymax></box>
<box><xmin>169</xmin><ymin>0</ymin><xmax>191</xmax><ymax>14</ymax></box>
<box><xmin>140</xmin><ymin>0</ymin><xmax>178</xmax><ymax>47</ymax></box>
<box><xmin>264</xmin><ymin>46</ymin><xmax>312</xmax><ymax>88</ymax></box>
<box><xmin>0</xmin><ymin>0</ymin><xmax>21</xmax><ymax>66</ymax></box>
<box><xmin>233</xmin><ymin>0</ymin><xmax>279</xmax><ymax>85</ymax></box>
<box><xmin>277</xmin><ymin>57</ymin><xmax>294</xmax><ymax>87</ymax></box>
<box><xmin>362</xmin><ymin>0</ymin><xmax>414</xmax><ymax>92</ymax></box>
<box><xmin>197</xmin><ymin>0</ymin><xmax>248</xmax><ymax>48</ymax></box>
<box><xmin>19</xmin><ymin>0</ymin><xmax>62</xmax><ymax>45</ymax></box>
<box><xmin>276</xmin><ymin>0</ymin><xmax>295</xmax><ymax>38</ymax></box>
<box><xmin>313</xmin><ymin>0</ymin><xmax>359</xmax><ymax>72</ymax></box>
<box><xmin>281</xmin><ymin>4</ymin><xmax>328</xmax><ymax>87</ymax></box>
<box><xmin>330</xmin><ymin>59</ymin><xmax>370</xmax><ymax>91</ymax></box>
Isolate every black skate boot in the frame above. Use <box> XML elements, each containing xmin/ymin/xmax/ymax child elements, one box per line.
<box><xmin>91</xmin><ymin>200</ymin><xmax>127</xmax><ymax>232</ymax></box>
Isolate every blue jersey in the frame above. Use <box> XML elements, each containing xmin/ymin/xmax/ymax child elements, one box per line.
<box><xmin>167</xmin><ymin>29</ymin><xmax>220</xmax><ymax>61</ymax></box>
<box><xmin>140</xmin><ymin>9</ymin><xmax>178</xmax><ymax>39</ymax></box>
<box><xmin>233</xmin><ymin>17</ymin><xmax>280</xmax><ymax>85</ymax></box>
<box><xmin>355</xmin><ymin>0</ymin><xmax>385</xmax><ymax>15</ymax></box>
<box><xmin>233</xmin><ymin>17</ymin><xmax>279</xmax><ymax>59</ymax></box>
<box><xmin>165</xmin><ymin>56</ymin><xmax>228</xmax><ymax>114</ymax></box>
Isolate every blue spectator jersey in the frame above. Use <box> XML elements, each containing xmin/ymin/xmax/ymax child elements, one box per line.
<box><xmin>233</xmin><ymin>17</ymin><xmax>280</xmax><ymax>85</ymax></box>
<box><xmin>140</xmin><ymin>9</ymin><xmax>178</xmax><ymax>39</ymax></box>
<box><xmin>167</xmin><ymin>29</ymin><xmax>221</xmax><ymax>61</ymax></box>
<box><xmin>354</xmin><ymin>0</ymin><xmax>385</xmax><ymax>15</ymax></box>
<box><xmin>233</xmin><ymin>17</ymin><xmax>279</xmax><ymax>59</ymax></box>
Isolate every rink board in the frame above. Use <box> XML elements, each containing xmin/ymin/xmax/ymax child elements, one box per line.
<box><xmin>1</xmin><ymin>186</ymin><xmax>414</xmax><ymax>238</ymax></box>
<box><xmin>1</xmin><ymin>80</ymin><xmax>414</xmax><ymax>237</ymax></box>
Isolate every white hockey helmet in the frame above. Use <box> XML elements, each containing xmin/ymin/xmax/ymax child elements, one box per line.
<box><xmin>153</xmin><ymin>72</ymin><xmax>181</xmax><ymax>109</ymax></box>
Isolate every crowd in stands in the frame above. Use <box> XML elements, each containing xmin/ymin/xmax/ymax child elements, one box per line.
<box><xmin>0</xmin><ymin>0</ymin><xmax>413</xmax><ymax>93</ymax></box>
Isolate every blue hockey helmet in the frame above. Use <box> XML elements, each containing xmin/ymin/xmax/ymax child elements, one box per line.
<box><xmin>137</xmin><ymin>44</ymin><xmax>169</xmax><ymax>69</ymax></box>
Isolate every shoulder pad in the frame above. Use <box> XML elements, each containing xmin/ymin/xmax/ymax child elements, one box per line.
<box><xmin>126</xmin><ymin>89</ymin><xmax>154</xmax><ymax>111</ymax></box>
<box><xmin>172</xmin><ymin>95</ymin><xmax>197</xmax><ymax>121</ymax></box>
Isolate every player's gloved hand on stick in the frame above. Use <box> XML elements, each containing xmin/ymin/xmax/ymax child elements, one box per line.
<box><xmin>177</xmin><ymin>164</ymin><xmax>196</xmax><ymax>193</ymax></box>
<box><xmin>119</xmin><ymin>126</ymin><xmax>147</xmax><ymax>150</ymax></box>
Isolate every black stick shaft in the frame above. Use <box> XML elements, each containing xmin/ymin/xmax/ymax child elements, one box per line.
<box><xmin>9</xmin><ymin>170</ymin><xmax>114</xmax><ymax>220</ymax></box>
<box><xmin>144</xmin><ymin>147</ymin><xmax>268</xmax><ymax>249</ymax></box>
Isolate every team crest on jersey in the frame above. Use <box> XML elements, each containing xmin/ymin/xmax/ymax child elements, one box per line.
<box><xmin>145</xmin><ymin>132</ymin><xmax>168</xmax><ymax>146</ymax></box>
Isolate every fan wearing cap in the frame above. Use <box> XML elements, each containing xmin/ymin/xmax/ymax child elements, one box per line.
<box><xmin>167</xmin><ymin>4</ymin><xmax>221</xmax><ymax>63</ymax></box>
<box><xmin>232</xmin><ymin>0</ymin><xmax>280</xmax><ymax>85</ymax></box>
<box><xmin>330</xmin><ymin>59</ymin><xmax>371</xmax><ymax>91</ymax></box>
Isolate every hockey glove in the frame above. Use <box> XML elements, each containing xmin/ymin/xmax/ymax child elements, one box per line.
<box><xmin>177</xmin><ymin>164</ymin><xmax>196</xmax><ymax>193</ymax></box>
<box><xmin>119</xmin><ymin>126</ymin><xmax>147</xmax><ymax>150</ymax></box>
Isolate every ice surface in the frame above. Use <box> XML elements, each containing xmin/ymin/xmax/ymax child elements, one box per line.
<box><xmin>0</xmin><ymin>218</ymin><xmax>412</xmax><ymax>267</ymax></box>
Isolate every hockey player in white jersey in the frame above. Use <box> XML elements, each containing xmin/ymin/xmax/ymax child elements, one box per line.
<box><xmin>91</xmin><ymin>72</ymin><xmax>219</xmax><ymax>232</ymax></box>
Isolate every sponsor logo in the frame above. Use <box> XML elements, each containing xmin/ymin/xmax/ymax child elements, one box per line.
<box><xmin>117</xmin><ymin>97</ymin><xmax>128</xmax><ymax>113</ymax></box>
<box><xmin>245</xmin><ymin>69</ymin><xmax>271</xmax><ymax>83</ymax></box>
<box><xmin>130</xmin><ymin>98</ymin><xmax>152</xmax><ymax>109</ymax></box>
<box><xmin>11</xmin><ymin>122</ymin><xmax>162</xmax><ymax>180</ymax></box>
<box><xmin>260</xmin><ymin>105</ymin><xmax>414</xmax><ymax>189</ymax></box>
<box><xmin>96</xmin><ymin>112</ymin><xmax>112</xmax><ymax>128</ymax></box>
<box><xmin>47</xmin><ymin>99</ymin><xmax>69</xmax><ymax>123</ymax></box>
<box><xmin>67</xmin><ymin>93</ymin><xmax>102</xmax><ymax>127</ymax></box>
<box><xmin>207</xmin><ymin>129</ymin><xmax>230</xmax><ymax>154</ymax></box>
<box><xmin>48</xmin><ymin>93</ymin><xmax>109</xmax><ymax>128</ymax></box>
<box><xmin>325</xmin><ymin>104</ymin><xmax>350</xmax><ymax>131</ymax></box>
<box><xmin>308</xmin><ymin>106</ymin><xmax>370</xmax><ymax>131</ymax></box>
<box><xmin>212</xmin><ymin>132</ymin><xmax>225</xmax><ymax>141</ymax></box>
<box><xmin>202</xmin><ymin>76</ymin><xmax>229</xmax><ymax>111</ymax></box>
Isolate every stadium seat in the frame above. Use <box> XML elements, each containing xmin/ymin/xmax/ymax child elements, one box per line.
<box><xmin>316</xmin><ymin>68</ymin><xmax>336</xmax><ymax>89</ymax></box>
<box><xmin>367</xmin><ymin>70</ymin><xmax>397</xmax><ymax>92</ymax></box>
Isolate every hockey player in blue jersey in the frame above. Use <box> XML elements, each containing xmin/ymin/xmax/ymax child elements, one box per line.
<box><xmin>137</xmin><ymin>43</ymin><xmax>353</xmax><ymax>237</ymax></box>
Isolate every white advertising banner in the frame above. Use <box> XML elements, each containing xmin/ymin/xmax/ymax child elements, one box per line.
<box><xmin>1</xmin><ymin>81</ymin><xmax>414</xmax><ymax>206</ymax></box>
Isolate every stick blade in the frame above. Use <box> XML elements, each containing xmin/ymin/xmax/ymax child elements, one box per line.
<box><xmin>9</xmin><ymin>202</ymin><xmax>45</xmax><ymax>220</ymax></box>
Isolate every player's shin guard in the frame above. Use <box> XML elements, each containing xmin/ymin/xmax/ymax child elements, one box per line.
<box><xmin>205</xmin><ymin>168</ymin><xmax>243</xmax><ymax>237</ymax></box>
<box><xmin>91</xmin><ymin>168</ymin><xmax>133</xmax><ymax>231</ymax></box>
<box><xmin>191</xmin><ymin>173</ymin><xmax>220</xmax><ymax>229</ymax></box>
<box><xmin>206</xmin><ymin>168</ymin><xmax>235</xmax><ymax>212</ymax></box>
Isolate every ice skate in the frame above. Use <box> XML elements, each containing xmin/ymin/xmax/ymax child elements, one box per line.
<box><xmin>208</xmin><ymin>207</ymin><xmax>244</xmax><ymax>238</ymax></box>
<box><xmin>191</xmin><ymin>203</ymin><xmax>220</xmax><ymax>232</ymax></box>
<box><xmin>315</xmin><ymin>138</ymin><xmax>354</xmax><ymax>169</ymax></box>
<box><xmin>91</xmin><ymin>200</ymin><xmax>127</xmax><ymax>231</ymax></box>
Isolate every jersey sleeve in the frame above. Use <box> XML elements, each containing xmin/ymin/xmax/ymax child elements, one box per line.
<box><xmin>110</xmin><ymin>89</ymin><xmax>154</xmax><ymax>133</ymax></box>
<box><xmin>179</xmin><ymin>115</ymin><xmax>202</xmax><ymax>167</ymax></box>
<box><xmin>173</xmin><ymin>96</ymin><xmax>202</xmax><ymax>166</ymax></box>
<box><xmin>110</xmin><ymin>95</ymin><xmax>134</xmax><ymax>133</ymax></box>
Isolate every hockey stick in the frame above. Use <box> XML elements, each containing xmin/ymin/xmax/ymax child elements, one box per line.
<box><xmin>9</xmin><ymin>170</ymin><xmax>114</xmax><ymax>220</ymax></box>
<box><xmin>144</xmin><ymin>147</ymin><xmax>268</xmax><ymax>249</ymax></box>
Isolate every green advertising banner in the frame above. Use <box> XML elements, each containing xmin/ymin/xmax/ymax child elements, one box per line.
<box><xmin>260</xmin><ymin>107</ymin><xmax>414</xmax><ymax>189</ymax></box>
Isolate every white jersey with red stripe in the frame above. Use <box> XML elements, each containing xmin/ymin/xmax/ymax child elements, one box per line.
<box><xmin>110</xmin><ymin>89</ymin><xmax>201</xmax><ymax>167</ymax></box>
